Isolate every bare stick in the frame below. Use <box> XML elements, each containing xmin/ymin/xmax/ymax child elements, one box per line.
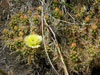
<box><xmin>41</xmin><ymin>0</ymin><xmax>59</xmax><ymax>75</ymax></box>
<box><xmin>44</xmin><ymin>18</ymin><xmax>69</xmax><ymax>75</ymax></box>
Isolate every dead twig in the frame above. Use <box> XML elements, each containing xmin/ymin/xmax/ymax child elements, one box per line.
<box><xmin>44</xmin><ymin>16</ymin><xmax>69</xmax><ymax>75</ymax></box>
<box><xmin>41</xmin><ymin>0</ymin><xmax>59</xmax><ymax>75</ymax></box>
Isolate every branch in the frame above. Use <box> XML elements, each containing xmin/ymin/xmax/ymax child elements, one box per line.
<box><xmin>41</xmin><ymin>0</ymin><xmax>59</xmax><ymax>75</ymax></box>
<box><xmin>44</xmin><ymin>17</ymin><xmax>69</xmax><ymax>75</ymax></box>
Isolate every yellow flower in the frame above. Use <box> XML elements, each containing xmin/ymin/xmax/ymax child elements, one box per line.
<box><xmin>24</xmin><ymin>34</ymin><xmax>42</xmax><ymax>48</ymax></box>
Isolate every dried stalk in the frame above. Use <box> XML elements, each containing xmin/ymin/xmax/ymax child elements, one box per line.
<box><xmin>41</xmin><ymin>0</ymin><xmax>59</xmax><ymax>75</ymax></box>
<box><xmin>44</xmin><ymin>18</ymin><xmax>69</xmax><ymax>75</ymax></box>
